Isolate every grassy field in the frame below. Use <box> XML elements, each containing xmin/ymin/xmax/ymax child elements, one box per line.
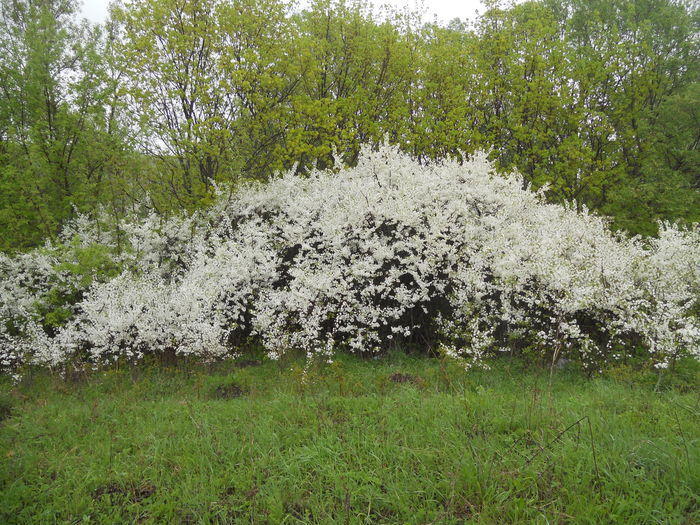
<box><xmin>0</xmin><ymin>353</ymin><xmax>698</xmax><ymax>524</ymax></box>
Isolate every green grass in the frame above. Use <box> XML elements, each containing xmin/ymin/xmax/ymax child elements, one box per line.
<box><xmin>0</xmin><ymin>354</ymin><xmax>698</xmax><ymax>524</ymax></box>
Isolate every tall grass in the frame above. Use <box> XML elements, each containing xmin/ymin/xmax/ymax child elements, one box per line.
<box><xmin>1</xmin><ymin>354</ymin><xmax>698</xmax><ymax>524</ymax></box>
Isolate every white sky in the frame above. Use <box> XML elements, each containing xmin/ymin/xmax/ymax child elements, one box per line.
<box><xmin>79</xmin><ymin>0</ymin><xmax>488</xmax><ymax>25</ymax></box>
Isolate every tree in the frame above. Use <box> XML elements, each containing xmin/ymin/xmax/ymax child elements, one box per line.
<box><xmin>286</xmin><ymin>0</ymin><xmax>416</xmax><ymax>171</ymax></box>
<box><xmin>0</xmin><ymin>0</ymin><xmax>121</xmax><ymax>250</ymax></box>
<box><xmin>114</xmin><ymin>0</ymin><xmax>231</xmax><ymax>207</ymax></box>
<box><xmin>553</xmin><ymin>0</ymin><xmax>700</xmax><ymax>233</ymax></box>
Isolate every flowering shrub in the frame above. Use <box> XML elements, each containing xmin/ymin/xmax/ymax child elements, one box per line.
<box><xmin>0</xmin><ymin>237</ymin><xmax>123</xmax><ymax>372</ymax></box>
<box><xmin>1</xmin><ymin>146</ymin><xmax>698</xmax><ymax>374</ymax></box>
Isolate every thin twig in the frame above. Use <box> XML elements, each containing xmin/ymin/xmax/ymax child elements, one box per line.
<box><xmin>586</xmin><ymin>416</ymin><xmax>601</xmax><ymax>489</ymax></box>
<box><xmin>525</xmin><ymin>416</ymin><xmax>586</xmax><ymax>466</ymax></box>
<box><xmin>672</xmin><ymin>408</ymin><xmax>691</xmax><ymax>473</ymax></box>
<box><xmin>670</xmin><ymin>399</ymin><xmax>699</xmax><ymax>418</ymax></box>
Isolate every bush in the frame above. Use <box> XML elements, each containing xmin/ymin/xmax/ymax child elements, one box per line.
<box><xmin>1</xmin><ymin>145</ymin><xmax>699</xmax><ymax>374</ymax></box>
<box><xmin>1</xmin><ymin>236</ymin><xmax>122</xmax><ymax>370</ymax></box>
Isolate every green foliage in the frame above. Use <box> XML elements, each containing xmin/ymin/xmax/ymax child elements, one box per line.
<box><xmin>0</xmin><ymin>390</ymin><xmax>14</xmax><ymax>422</ymax></box>
<box><xmin>0</xmin><ymin>0</ymin><xmax>138</xmax><ymax>251</ymax></box>
<box><xmin>35</xmin><ymin>241</ymin><xmax>121</xmax><ymax>330</ymax></box>
<box><xmin>1</xmin><ymin>0</ymin><xmax>699</xmax><ymax>249</ymax></box>
<box><xmin>202</xmin><ymin>373</ymin><xmax>250</xmax><ymax>399</ymax></box>
<box><xmin>666</xmin><ymin>357</ymin><xmax>700</xmax><ymax>391</ymax></box>
<box><xmin>53</xmin><ymin>242</ymin><xmax>122</xmax><ymax>290</ymax></box>
<box><xmin>1</xmin><ymin>356</ymin><xmax>698</xmax><ymax>522</ymax></box>
<box><xmin>466</xmin><ymin>0</ymin><xmax>700</xmax><ymax>234</ymax></box>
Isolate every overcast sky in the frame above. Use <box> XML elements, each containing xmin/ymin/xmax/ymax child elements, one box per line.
<box><xmin>79</xmin><ymin>0</ymin><xmax>488</xmax><ymax>25</ymax></box>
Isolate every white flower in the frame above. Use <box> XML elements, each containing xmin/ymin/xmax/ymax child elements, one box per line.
<box><xmin>1</xmin><ymin>144</ymin><xmax>698</xmax><ymax>372</ymax></box>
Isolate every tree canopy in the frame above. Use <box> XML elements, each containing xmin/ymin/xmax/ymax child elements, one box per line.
<box><xmin>1</xmin><ymin>0</ymin><xmax>698</xmax><ymax>251</ymax></box>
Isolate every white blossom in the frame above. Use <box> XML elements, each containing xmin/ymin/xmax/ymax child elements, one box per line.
<box><xmin>1</xmin><ymin>145</ymin><xmax>698</xmax><ymax>372</ymax></box>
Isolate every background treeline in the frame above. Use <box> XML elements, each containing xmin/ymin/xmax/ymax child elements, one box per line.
<box><xmin>1</xmin><ymin>0</ymin><xmax>698</xmax><ymax>252</ymax></box>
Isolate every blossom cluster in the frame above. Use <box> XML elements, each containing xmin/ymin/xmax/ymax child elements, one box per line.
<box><xmin>1</xmin><ymin>146</ymin><xmax>698</xmax><ymax>373</ymax></box>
